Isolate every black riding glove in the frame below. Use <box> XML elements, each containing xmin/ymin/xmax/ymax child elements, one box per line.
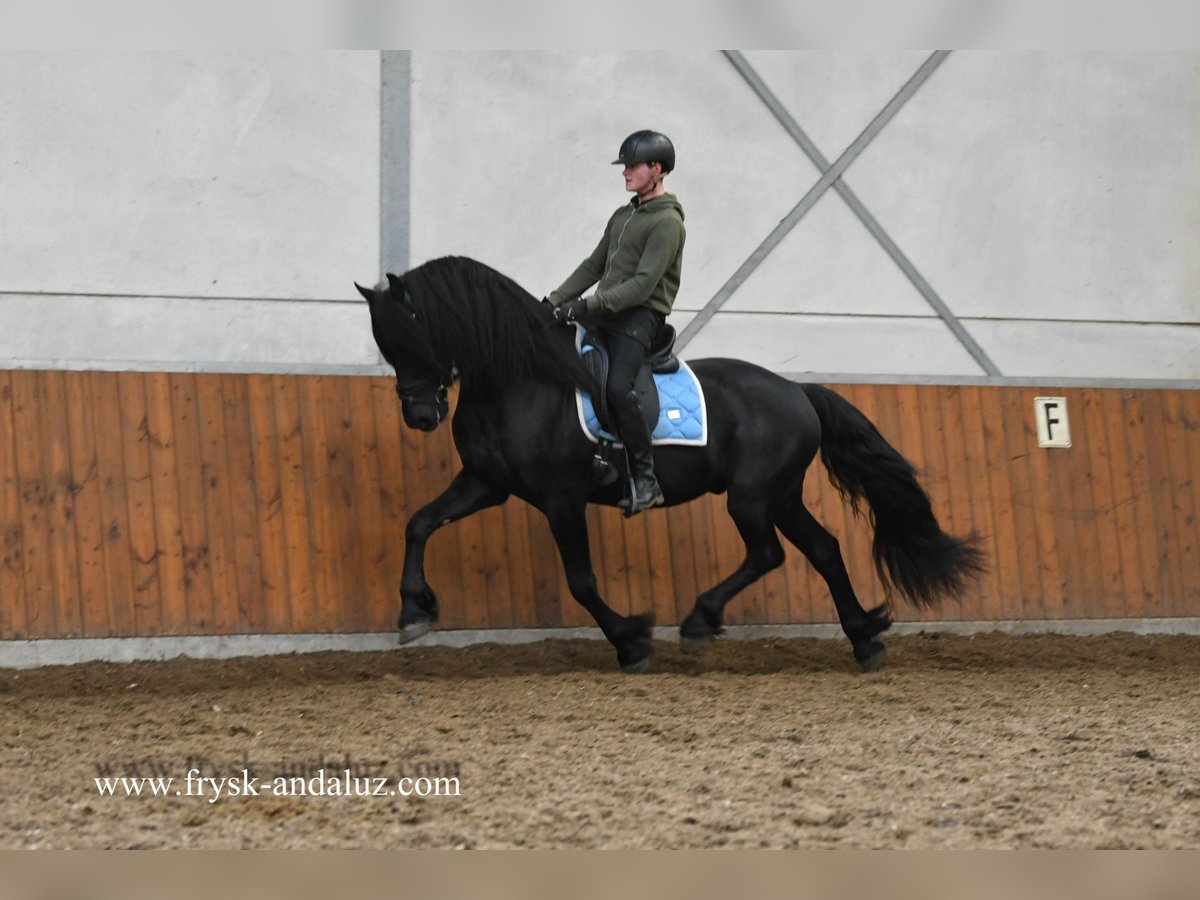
<box><xmin>553</xmin><ymin>296</ymin><xmax>590</xmax><ymax>324</ymax></box>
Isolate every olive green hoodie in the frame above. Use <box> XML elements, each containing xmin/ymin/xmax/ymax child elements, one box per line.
<box><xmin>548</xmin><ymin>193</ymin><xmax>685</xmax><ymax>317</ymax></box>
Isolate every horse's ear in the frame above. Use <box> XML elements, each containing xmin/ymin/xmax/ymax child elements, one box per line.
<box><xmin>354</xmin><ymin>282</ymin><xmax>375</xmax><ymax>305</ymax></box>
<box><xmin>386</xmin><ymin>273</ymin><xmax>418</xmax><ymax>318</ymax></box>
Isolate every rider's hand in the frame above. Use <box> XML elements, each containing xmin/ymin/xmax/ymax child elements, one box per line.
<box><xmin>553</xmin><ymin>297</ymin><xmax>590</xmax><ymax>324</ymax></box>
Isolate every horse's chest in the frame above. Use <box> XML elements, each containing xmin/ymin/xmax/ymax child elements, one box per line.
<box><xmin>456</xmin><ymin>437</ymin><xmax>501</xmax><ymax>470</ymax></box>
<box><xmin>452</xmin><ymin>412</ymin><xmax>508</xmax><ymax>470</ymax></box>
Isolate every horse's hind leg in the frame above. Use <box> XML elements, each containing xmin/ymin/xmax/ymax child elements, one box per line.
<box><xmin>775</xmin><ymin>504</ymin><xmax>891</xmax><ymax>672</ymax></box>
<box><xmin>679</xmin><ymin>498</ymin><xmax>784</xmax><ymax>651</ymax></box>
<box><xmin>544</xmin><ymin>500</ymin><xmax>654</xmax><ymax>674</ymax></box>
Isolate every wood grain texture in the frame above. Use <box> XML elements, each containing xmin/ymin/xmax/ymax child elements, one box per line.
<box><xmin>1</xmin><ymin>371</ymin><xmax>1196</xmax><ymax>638</ymax></box>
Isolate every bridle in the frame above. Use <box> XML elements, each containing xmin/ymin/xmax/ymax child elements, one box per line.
<box><xmin>385</xmin><ymin>277</ymin><xmax>457</xmax><ymax>424</ymax></box>
<box><xmin>394</xmin><ymin>366</ymin><xmax>457</xmax><ymax>425</ymax></box>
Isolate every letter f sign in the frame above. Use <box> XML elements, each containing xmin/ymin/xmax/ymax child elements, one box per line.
<box><xmin>1034</xmin><ymin>397</ymin><xmax>1071</xmax><ymax>449</ymax></box>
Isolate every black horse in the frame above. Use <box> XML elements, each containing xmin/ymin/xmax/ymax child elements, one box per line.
<box><xmin>357</xmin><ymin>256</ymin><xmax>982</xmax><ymax>673</ymax></box>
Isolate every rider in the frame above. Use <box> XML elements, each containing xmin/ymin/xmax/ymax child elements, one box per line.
<box><xmin>547</xmin><ymin>129</ymin><xmax>685</xmax><ymax>515</ymax></box>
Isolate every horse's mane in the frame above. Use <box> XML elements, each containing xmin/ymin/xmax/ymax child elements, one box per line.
<box><xmin>391</xmin><ymin>256</ymin><xmax>594</xmax><ymax>394</ymax></box>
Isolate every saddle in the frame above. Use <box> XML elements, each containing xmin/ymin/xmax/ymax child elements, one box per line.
<box><xmin>578</xmin><ymin>324</ymin><xmax>680</xmax><ymax>435</ymax></box>
<box><xmin>576</xmin><ymin>325</ymin><xmax>683</xmax><ymax>487</ymax></box>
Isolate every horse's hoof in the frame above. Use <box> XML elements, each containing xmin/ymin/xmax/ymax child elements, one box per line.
<box><xmin>398</xmin><ymin>621</ymin><xmax>430</xmax><ymax>644</ymax></box>
<box><xmin>858</xmin><ymin>645</ymin><xmax>886</xmax><ymax>673</ymax></box>
<box><xmin>680</xmin><ymin>635</ymin><xmax>711</xmax><ymax>655</ymax></box>
<box><xmin>621</xmin><ymin>653</ymin><xmax>652</xmax><ymax>675</ymax></box>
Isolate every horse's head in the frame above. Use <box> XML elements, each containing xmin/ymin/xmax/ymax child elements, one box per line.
<box><xmin>356</xmin><ymin>275</ymin><xmax>451</xmax><ymax>432</ymax></box>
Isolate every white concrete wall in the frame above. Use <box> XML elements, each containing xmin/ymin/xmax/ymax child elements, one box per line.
<box><xmin>0</xmin><ymin>51</ymin><xmax>380</xmax><ymax>370</ymax></box>
<box><xmin>411</xmin><ymin>50</ymin><xmax>1199</xmax><ymax>382</ymax></box>
<box><xmin>2</xmin><ymin>51</ymin><xmax>1197</xmax><ymax>381</ymax></box>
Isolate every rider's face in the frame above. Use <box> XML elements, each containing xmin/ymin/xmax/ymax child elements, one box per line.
<box><xmin>623</xmin><ymin>162</ymin><xmax>658</xmax><ymax>195</ymax></box>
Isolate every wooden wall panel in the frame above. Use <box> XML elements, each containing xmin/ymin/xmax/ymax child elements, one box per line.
<box><xmin>115</xmin><ymin>372</ymin><xmax>159</xmax><ymax>634</ymax></box>
<box><xmin>64</xmin><ymin>373</ymin><xmax>99</xmax><ymax>635</ymax></box>
<box><xmin>1</xmin><ymin>371</ymin><xmax>1197</xmax><ymax>640</ymax></box>
<box><xmin>244</xmin><ymin>376</ymin><xmax>287</xmax><ymax>632</ymax></box>
<box><xmin>1161</xmin><ymin>392</ymin><xmax>1198</xmax><ymax>617</ymax></box>
<box><xmin>270</xmin><ymin>375</ymin><xmax>315</xmax><ymax>632</ymax></box>
<box><xmin>142</xmin><ymin>373</ymin><xmax>185</xmax><ymax>635</ymax></box>
<box><xmin>223</xmin><ymin>375</ymin><xmax>266</xmax><ymax>631</ymax></box>
<box><xmin>0</xmin><ymin>372</ymin><xmax>27</xmax><ymax>638</ymax></box>
<box><xmin>10</xmin><ymin>371</ymin><xmax>57</xmax><ymax>637</ymax></box>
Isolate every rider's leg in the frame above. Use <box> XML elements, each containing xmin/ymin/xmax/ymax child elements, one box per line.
<box><xmin>605</xmin><ymin>320</ymin><xmax>665</xmax><ymax>515</ymax></box>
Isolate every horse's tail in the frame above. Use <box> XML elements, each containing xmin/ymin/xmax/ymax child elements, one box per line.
<box><xmin>800</xmin><ymin>383</ymin><xmax>985</xmax><ymax>608</ymax></box>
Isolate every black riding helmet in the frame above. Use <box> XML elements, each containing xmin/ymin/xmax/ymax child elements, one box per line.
<box><xmin>612</xmin><ymin>130</ymin><xmax>675</xmax><ymax>174</ymax></box>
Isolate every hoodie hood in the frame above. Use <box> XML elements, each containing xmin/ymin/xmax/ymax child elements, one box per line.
<box><xmin>633</xmin><ymin>192</ymin><xmax>685</xmax><ymax>221</ymax></box>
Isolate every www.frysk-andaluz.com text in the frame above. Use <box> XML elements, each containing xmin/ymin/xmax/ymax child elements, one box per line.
<box><xmin>93</xmin><ymin>755</ymin><xmax>461</xmax><ymax>803</ymax></box>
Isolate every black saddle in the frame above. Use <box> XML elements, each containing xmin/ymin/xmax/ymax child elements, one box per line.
<box><xmin>579</xmin><ymin>324</ymin><xmax>680</xmax><ymax>436</ymax></box>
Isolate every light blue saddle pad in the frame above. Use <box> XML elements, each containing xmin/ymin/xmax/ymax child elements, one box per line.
<box><xmin>573</xmin><ymin>327</ymin><xmax>708</xmax><ymax>447</ymax></box>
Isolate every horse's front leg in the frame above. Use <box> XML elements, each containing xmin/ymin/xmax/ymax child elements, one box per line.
<box><xmin>398</xmin><ymin>469</ymin><xmax>509</xmax><ymax>642</ymax></box>
<box><xmin>543</xmin><ymin>499</ymin><xmax>655</xmax><ymax>673</ymax></box>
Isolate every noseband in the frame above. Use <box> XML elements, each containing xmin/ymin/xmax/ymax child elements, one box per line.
<box><xmin>394</xmin><ymin>367</ymin><xmax>456</xmax><ymax>425</ymax></box>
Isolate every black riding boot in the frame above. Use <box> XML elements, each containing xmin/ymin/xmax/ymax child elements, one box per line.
<box><xmin>612</xmin><ymin>389</ymin><xmax>665</xmax><ymax>516</ymax></box>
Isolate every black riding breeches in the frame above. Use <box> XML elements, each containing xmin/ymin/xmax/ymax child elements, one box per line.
<box><xmin>593</xmin><ymin>307</ymin><xmax>665</xmax><ymax>410</ymax></box>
